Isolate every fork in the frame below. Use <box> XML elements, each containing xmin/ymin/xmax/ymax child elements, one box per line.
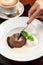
<box><xmin>18</xmin><ymin>24</ymin><xmax>29</xmax><ymax>39</ymax></box>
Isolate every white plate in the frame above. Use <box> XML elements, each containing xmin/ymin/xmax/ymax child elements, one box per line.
<box><xmin>0</xmin><ymin>2</ymin><xmax>24</xmax><ymax>19</ymax></box>
<box><xmin>0</xmin><ymin>17</ymin><xmax>43</xmax><ymax>61</ymax></box>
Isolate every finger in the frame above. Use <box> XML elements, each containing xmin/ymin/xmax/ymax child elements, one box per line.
<box><xmin>28</xmin><ymin>2</ymin><xmax>37</xmax><ymax>17</ymax></box>
<box><xmin>37</xmin><ymin>15</ymin><xmax>43</xmax><ymax>18</ymax></box>
<box><xmin>38</xmin><ymin>15</ymin><xmax>43</xmax><ymax>22</ymax></box>
<box><xmin>36</xmin><ymin>13</ymin><xmax>43</xmax><ymax>18</ymax></box>
<box><xmin>27</xmin><ymin>8</ymin><xmax>40</xmax><ymax>24</ymax></box>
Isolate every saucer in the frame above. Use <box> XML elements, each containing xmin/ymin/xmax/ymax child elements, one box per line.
<box><xmin>0</xmin><ymin>2</ymin><xmax>24</xmax><ymax>19</ymax></box>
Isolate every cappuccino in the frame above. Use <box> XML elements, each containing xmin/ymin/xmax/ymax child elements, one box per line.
<box><xmin>0</xmin><ymin>0</ymin><xmax>18</xmax><ymax>7</ymax></box>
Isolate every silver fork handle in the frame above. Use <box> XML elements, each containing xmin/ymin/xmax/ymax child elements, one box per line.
<box><xmin>22</xmin><ymin>24</ymin><xmax>29</xmax><ymax>31</ymax></box>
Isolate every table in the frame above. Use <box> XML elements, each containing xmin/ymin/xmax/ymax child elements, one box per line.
<box><xmin>0</xmin><ymin>4</ymin><xmax>43</xmax><ymax>65</ymax></box>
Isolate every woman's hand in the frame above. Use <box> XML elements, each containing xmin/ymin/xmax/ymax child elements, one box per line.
<box><xmin>27</xmin><ymin>0</ymin><xmax>43</xmax><ymax>24</ymax></box>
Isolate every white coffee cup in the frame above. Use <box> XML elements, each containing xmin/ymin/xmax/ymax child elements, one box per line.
<box><xmin>0</xmin><ymin>0</ymin><xmax>19</xmax><ymax>14</ymax></box>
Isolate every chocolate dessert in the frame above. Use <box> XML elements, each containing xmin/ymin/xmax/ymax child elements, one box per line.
<box><xmin>7</xmin><ymin>33</ymin><xmax>26</xmax><ymax>48</ymax></box>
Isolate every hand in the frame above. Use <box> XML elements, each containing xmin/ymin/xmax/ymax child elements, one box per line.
<box><xmin>27</xmin><ymin>0</ymin><xmax>43</xmax><ymax>24</ymax></box>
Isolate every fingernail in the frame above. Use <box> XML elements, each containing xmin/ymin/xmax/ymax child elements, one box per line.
<box><xmin>27</xmin><ymin>21</ymin><xmax>29</xmax><ymax>24</ymax></box>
